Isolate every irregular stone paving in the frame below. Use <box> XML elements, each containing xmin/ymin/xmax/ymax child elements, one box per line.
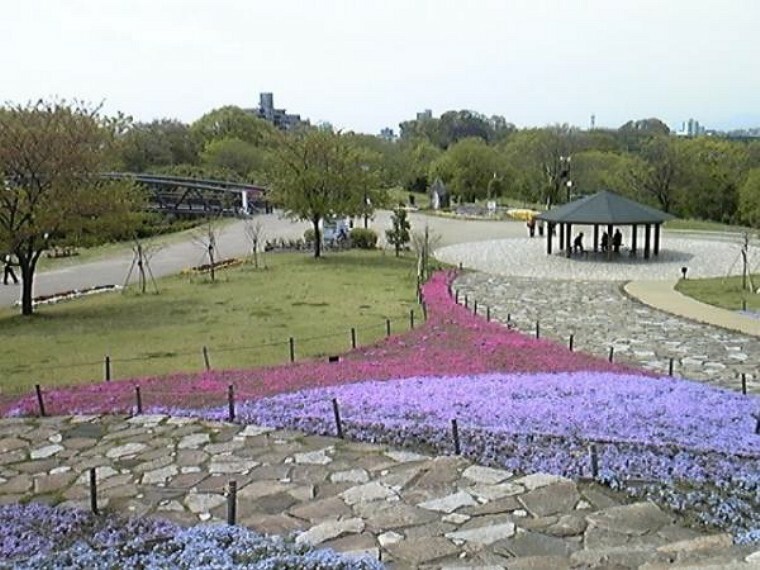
<box><xmin>454</xmin><ymin>274</ymin><xmax>760</xmax><ymax>394</ymax></box>
<box><xmin>1</xmin><ymin>415</ymin><xmax>759</xmax><ymax>569</ymax></box>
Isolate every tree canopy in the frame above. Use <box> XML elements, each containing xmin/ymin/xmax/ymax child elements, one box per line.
<box><xmin>265</xmin><ymin>128</ymin><xmax>382</xmax><ymax>257</ymax></box>
<box><xmin>0</xmin><ymin>100</ymin><xmax>143</xmax><ymax>315</ymax></box>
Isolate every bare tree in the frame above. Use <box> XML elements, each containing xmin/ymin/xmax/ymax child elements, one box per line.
<box><xmin>243</xmin><ymin>218</ymin><xmax>266</xmax><ymax>269</ymax></box>
<box><xmin>192</xmin><ymin>217</ymin><xmax>221</xmax><ymax>282</ymax></box>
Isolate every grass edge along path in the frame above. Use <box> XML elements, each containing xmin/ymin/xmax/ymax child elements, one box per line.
<box><xmin>676</xmin><ymin>273</ymin><xmax>760</xmax><ymax>312</ymax></box>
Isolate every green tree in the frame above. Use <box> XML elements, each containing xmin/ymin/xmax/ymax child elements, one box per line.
<box><xmin>386</xmin><ymin>207</ymin><xmax>411</xmax><ymax>256</ymax></box>
<box><xmin>0</xmin><ymin>100</ymin><xmax>143</xmax><ymax>315</ymax></box>
<box><xmin>627</xmin><ymin>135</ymin><xmax>681</xmax><ymax>213</ymax></box>
<box><xmin>266</xmin><ymin>129</ymin><xmax>380</xmax><ymax>258</ymax></box>
<box><xmin>191</xmin><ymin>106</ymin><xmax>276</xmax><ymax>147</ymax></box>
<box><xmin>200</xmin><ymin>137</ymin><xmax>267</xmax><ymax>179</ymax></box>
<box><xmin>118</xmin><ymin>119</ymin><xmax>199</xmax><ymax>172</ymax></box>
<box><xmin>400</xmin><ymin>139</ymin><xmax>442</xmax><ymax>193</ymax></box>
<box><xmin>502</xmin><ymin>126</ymin><xmax>575</xmax><ymax>206</ymax></box>
<box><xmin>675</xmin><ymin>138</ymin><xmax>748</xmax><ymax>222</ymax></box>
<box><xmin>572</xmin><ymin>150</ymin><xmax>638</xmax><ymax>197</ymax></box>
<box><xmin>738</xmin><ymin>168</ymin><xmax>760</xmax><ymax>228</ymax></box>
<box><xmin>430</xmin><ymin>137</ymin><xmax>501</xmax><ymax>202</ymax></box>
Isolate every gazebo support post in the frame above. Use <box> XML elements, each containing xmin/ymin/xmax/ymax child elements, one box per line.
<box><xmin>644</xmin><ymin>224</ymin><xmax>651</xmax><ymax>259</ymax></box>
<box><xmin>559</xmin><ymin>223</ymin><xmax>565</xmax><ymax>250</ymax></box>
<box><xmin>593</xmin><ymin>225</ymin><xmax>599</xmax><ymax>252</ymax></box>
<box><xmin>566</xmin><ymin>223</ymin><xmax>572</xmax><ymax>258</ymax></box>
<box><xmin>631</xmin><ymin>224</ymin><xmax>638</xmax><ymax>256</ymax></box>
<box><xmin>607</xmin><ymin>224</ymin><xmax>613</xmax><ymax>260</ymax></box>
<box><xmin>547</xmin><ymin>223</ymin><xmax>553</xmax><ymax>255</ymax></box>
<box><xmin>654</xmin><ymin>224</ymin><xmax>661</xmax><ymax>255</ymax></box>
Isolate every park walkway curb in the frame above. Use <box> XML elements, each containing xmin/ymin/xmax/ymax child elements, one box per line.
<box><xmin>625</xmin><ymin>278</ymin><xmax>760</xmax><ymax>337</ymax></box>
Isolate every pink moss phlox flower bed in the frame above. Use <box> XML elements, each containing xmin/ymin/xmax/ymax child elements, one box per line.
<box><xmin>1</xmin><ymin>271</ymin><xmax>635</xmax><ymax>417</ymax></box>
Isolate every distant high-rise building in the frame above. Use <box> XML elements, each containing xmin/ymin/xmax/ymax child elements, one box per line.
<box><xmin>379</xmin><ymin>127</ymin><xmax>396</xmax><ymax>141</ymax></box>
<box><xmin>590</xmin><ymin>114</ymin><xmax>596</xmax><ymax>130</ymax></box>
<box><xmin>416</xmin><ymin>109</ymin><xmax>433</xmax><ymax>121</ymax></box>
<box><xmin>245</xmin><ymin>92</ymin><xmax>307</xmax><ymax>131</ymax></box>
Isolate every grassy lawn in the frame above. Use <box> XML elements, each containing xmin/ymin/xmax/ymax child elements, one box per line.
<box><xmin>675</xmin><ymin>274</ymin><xmax>760</xmax><ymax>311</ymax></box>
<box><xmin>386</xmin><ymin>187</ymin><xmax>430</xmax><ymax>209</ymax></box>
<box><xmin>0</xmin><ymin>250</ymin><xmax>420</xmax><ymax>395</ymax></box>
<box><xmin>664</xmin><ymin>218</ymin><xmax>756</xmax><ymax>233</ymax></box>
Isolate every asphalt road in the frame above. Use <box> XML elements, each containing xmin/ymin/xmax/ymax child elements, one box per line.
<box><xmin>0</xmin><ymin>211</ymin><xmax>526</xmax><ymax>308</ymax></box>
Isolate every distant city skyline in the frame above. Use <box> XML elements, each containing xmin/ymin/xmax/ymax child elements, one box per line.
<box><xmin>2</xmin><ymin>0</ymin><xmax>759</xmax><ymax>134</ymax></box>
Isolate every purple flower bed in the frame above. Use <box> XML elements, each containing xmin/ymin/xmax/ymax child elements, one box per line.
<box><xmin>179</xmin><ymin>371</ymin><xmax>760</xmax><ymax>543</ymax></box>
<box><xmin>0</xmin><ymin>503</ymin><xmax>382</xmax><ymax>569</ymax></box>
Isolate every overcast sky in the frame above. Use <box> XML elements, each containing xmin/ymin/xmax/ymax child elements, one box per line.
<box><xmin>2</xmin><ymin>0</ymin><xmax>758</xmax><ymax>134</ymax></box>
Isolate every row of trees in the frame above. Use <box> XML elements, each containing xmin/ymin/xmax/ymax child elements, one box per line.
<box><xmin>4</xmin><ymin>99</ymin><xmax>760</xmax><ymax>315</ymax></box>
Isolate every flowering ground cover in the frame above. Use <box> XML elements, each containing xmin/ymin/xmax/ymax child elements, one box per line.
<box><xmin>0</xmin><ymin>503</ymin><xmax>382</xmax><ymax>569</ymax></box>
<box><xmin>3</xmin><ymin>270</ymin><xmax>759</xmax><ymax>543</ymax></box>
<box><xmin>1</xmin><ymin>270</ymin><xmax>632</xmax><ymax>417</ymax></box>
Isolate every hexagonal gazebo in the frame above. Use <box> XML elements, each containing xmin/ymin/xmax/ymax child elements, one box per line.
<box><xmin>536</xmin><ymin>190</ymin><xmax>675</xmax><ymax>259</ymax></box>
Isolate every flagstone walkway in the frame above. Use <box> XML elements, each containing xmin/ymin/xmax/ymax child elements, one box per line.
<box><xmin>453</xmin><ymin>273</ymin><xmax>760</xmax><ymax>394</ymax></box>
<box><xmin>1</xmin><ymin>415</ymin><xmax>758</xmax><ymax>569</ymax></box>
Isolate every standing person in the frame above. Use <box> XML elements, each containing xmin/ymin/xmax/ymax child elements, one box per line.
<box><xmin>3</xmin><ymin>254</ymin><xmax>19</xmax><ymax>285</ymax></box>
<box><xmin>613</xmin><ymin>229</ymin><xmax>623</xmax><ymax>253</ymax></box>
<box><xmin>601</xmin><ymin>232</ymin><xmax>609</xmax><ymax>253</ymax></box>
<box><xmin>527</xmin><ymin>217</ymin><xmax>536</xmax><ymax>237</ymax></box>
<box><xmin>573</xmin><ymin>232</ymin><xmax>585</xmax><ymax>254</ymax></box>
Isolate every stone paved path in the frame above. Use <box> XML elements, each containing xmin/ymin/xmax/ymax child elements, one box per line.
<box><xmin>453</xmin><ymin>274</ymin><xmax>760</xmax><ymax>394</ymax></box>
<box><xmin>2</xmin><ymin>415</ymin><xmax>759</xmax><ymax>569</ymax></box>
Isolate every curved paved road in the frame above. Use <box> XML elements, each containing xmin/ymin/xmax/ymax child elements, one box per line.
<box><xmin>0</xmin><ymin>211</ymin><xmax>523</xmax><ymax>308</ymax></box>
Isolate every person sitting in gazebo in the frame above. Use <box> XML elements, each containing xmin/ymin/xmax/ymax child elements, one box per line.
<box><xmin>573</xmin><ymin>232</ymin><xmax>584</xmax><ymax>254</ymax></box>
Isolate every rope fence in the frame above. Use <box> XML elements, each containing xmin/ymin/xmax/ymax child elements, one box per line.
<box><xmin>3</xmin><ymin>310</ymin><xmax>424</xmax><ymax>390</ymax></box>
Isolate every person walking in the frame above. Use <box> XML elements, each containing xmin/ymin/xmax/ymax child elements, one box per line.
<box><xmin>3</xmin><ymin>254</ymin><xmax>19</xmax><ymax>285</ymax></box>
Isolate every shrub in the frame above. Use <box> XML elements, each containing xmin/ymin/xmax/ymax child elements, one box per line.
<box><xmin>303</xmin><ymin>228</ymin><xmax>316</xmax><ymax>244</ymax></box>
<box><xmin>350</xmin><ymin>228</ymin><xmax>377</xmax><ymax>249</ymax></box>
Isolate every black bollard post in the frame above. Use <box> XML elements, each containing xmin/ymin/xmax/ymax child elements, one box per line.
<box><xmin>451</xmin><ymin>419</ymin><xmax>461</xmax><ymax>455</ymax></box>
<box><xmin>755</xmin><ymin>416</ymin><xmax>760</xmax><ymax>435</ymax></box>
<box><xmin>464</xmin><ymin>295</ymin><xmax>469</xmax><ymax>309</ymax></box>
<box><xmin>455</xmin><ymin>290</ymin><xmax>459</xmax><ymax>304</ymax></box>
<box><xmin>35</xmin><ymin>384</ymin><xmax>46</xmax><ymax>417</ymax></box>
<box><xmin>289</xmin><ymin>337</ymin><xmax>295</xmax><ymax>363</ymax></box>
<box><xmin>569</xmin><ymin>334</ymin><xmax>574</xmax><ymax>352</ymax></box>
<box><xmin>350</xmin><ymin>327</ymin><xmax>357</xmax><ymax>349</ymax></box>
<box><xmin>668</xmin><ymin>358</ymin><xmax>674</xmax><ymax>377</ymax></box>
<box><xmin>332</xmin><ymin>398</ymin><xmax>344</xmax><ymax>439</ymax></box>
<box><xmin>588</xmin><ymin>444</ymin><xmax>599</xmax><ymax>479</ymax></box>
<box><xmin>202</xmin><ymin>346</ymin><xmax>211</xmax><ymax>371</ymax></box>
<box><xmin>410</xmin><ymin>309</ymin><xmax>415</xmax><ymax>329</ymax></box>
<box><xmin>535</xmin><ymin>321</ymin><xmax>540</xmax><ymax>339</ymax></box>
<box><xmin>741</xmin><ymin>373</ymin><xmax>747</xmax><ymax>396</ymax></box>
<box><xmin>227</xmin><ymin>385</ymin><xmax>235</xmax><ymax>422</ymax></box>
<box><xmin>227</xmin><ymin>480</ymin><xmax>237</xmax><ymax>525</ymax></box>
<box><xmin>422</xmin><ymin>302</ymin><xmax>428</xmax><ymax>321</ymax></box>
<box><xmin>104</xmin><ymin>355</ymin><xmax>111</xmax><ymax>382</ymax></box>
<box><xmin>386</xmin><ymin>319</ymin><xmax>391</xmax><ymax>337</ymax></box>
<box><xmin>89</xmin><ymin>468</ymin><xmax>98</xmax><ymax>515</ymax></box>
<box><xmin>486</xmin><ymin>306</ymin><xmax>491</xmax><ymax>322</ymax></box>
<box><xmin>473</xmin><ymin>300</ymin><xmax>478</xmax><ymax>315</ymax></box>
<box><xmin>459</xmin><ymin>262</ymin><xmax>463</xmax><ymax>270</ymax></box>
<box><xmin>608</xmin><ymin>346</ymin><xmax>614</xmax><ymax>363</ymax></box>
<box><xmin>135</xmin><ymin>386</ymin><xmax>143</xmax><ymax>414</ymax></box>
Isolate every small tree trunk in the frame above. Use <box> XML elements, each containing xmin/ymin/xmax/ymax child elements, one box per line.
<box><xmin>313</xmin><ymin>218</ymin><xmax>322</xmax><ymax>258</ymax></box>
<box><xmin>20</xmin><ymin>260</ymin><xmax>35</xmax><ymax>316</ymax></box>
<box><xmin>395</xmin><ymin>242</ymin><xmax>400</xmax><ymax>257</ymax></box>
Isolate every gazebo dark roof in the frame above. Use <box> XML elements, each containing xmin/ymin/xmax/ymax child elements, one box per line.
<box><xmin>536</xmin><ymin>190</ymin><xmax>674</xmax><ymax>225</ymax></box>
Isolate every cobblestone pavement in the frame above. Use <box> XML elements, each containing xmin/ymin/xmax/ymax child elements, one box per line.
<box><xmin>453</xmin><ymin>273</ymin><xmax>760</xmax><ymax>394</ymax></box>
<box><xmin>2</xmin><ymin>415</ymin><xmax>759</xmax><ymax>569</ymax></box>
<box><xmin>436</xmin><ymin>236</ymin><xmax>758</xmax><ymax>281</ymax></box>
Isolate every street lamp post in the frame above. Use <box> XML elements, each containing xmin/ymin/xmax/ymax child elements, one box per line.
<box><xmin>559</xmin><ymin>155</ymin><xmax>572</xmax><ymax>203</ymax></box>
